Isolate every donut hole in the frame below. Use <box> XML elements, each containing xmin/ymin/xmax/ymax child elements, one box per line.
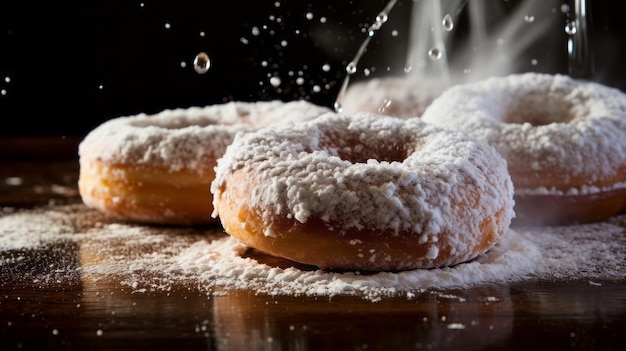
<box><xmin>338</xmin><ymin>143</ymin><xmax>409</xmax><ymax>164</ymax></box>
<box><xmin>319</xmin><ymin>132</ymin><xmax>411</xmax><ymax>164</ymax></box>
<box><xmin>501</xmin><ymin>93</ymin><xmax>576</xmax><ymax>126</ymax></box>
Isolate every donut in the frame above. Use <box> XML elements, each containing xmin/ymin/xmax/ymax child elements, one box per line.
<box><xmin>78</xmin><ymin>100</ymin><xmax>331</xmax><ymax>225</ymax></box>
<box><xmin>340</xmin><ymin>77</ymin><xmax>444</xmax><ymax>118</ymax></box>
<box><xmin>211</xmin><ymin>112</ymin><xmax>514</xmax><ymax>271</ymax></box>
<box><xmin>421</xmin><ymin>73</ymin><xmax>626</xmax><ymax>225</ymax></box>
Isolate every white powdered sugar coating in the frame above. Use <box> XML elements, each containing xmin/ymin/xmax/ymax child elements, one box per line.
<box><xmin>1</xmin><ymin>204</ymin><xmax>624</xmax><ymax>300</ymax></box>
<box><xmin>78</xmin><ymin>100</ymin><xmax>330</xmax><ymax>172</ymax></box>
<box><xmin>212</xmin><ymin>113</ymin><xmax>514</xmax><ymax>245</ymax></box>
<box><xmin>421</xmin><ymin>73</ymin><xmax>626</xmax><ymax>194</ymax></box>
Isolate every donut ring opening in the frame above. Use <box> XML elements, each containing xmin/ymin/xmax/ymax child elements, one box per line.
<box><xmin>500</xmin><ymin>92</ymin><xmax>577</xmax><ymax>126</ymax></box>
<box><xmin>317</xmin><ymin>127</ymin><xmax>414</xmax><ymax>165</ymax></box>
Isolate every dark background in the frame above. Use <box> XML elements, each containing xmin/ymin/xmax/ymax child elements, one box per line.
<box><xmin>0</xmin><ymin>0</ymin><xmax>624</xmax><ymax>137</ymax></box>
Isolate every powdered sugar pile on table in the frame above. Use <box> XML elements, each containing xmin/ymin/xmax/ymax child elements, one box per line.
<box><xmin>1</xmin><ymin>204</ymin><xmax>624</xmax><ymax>300</ymax></box>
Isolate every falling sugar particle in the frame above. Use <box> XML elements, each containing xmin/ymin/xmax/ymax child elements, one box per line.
<box><xmin>375</xmin><ymin>11</ymin><xmax>388</xmax><ymax>24</ymax></box>
<box><xmin>561</xmin><ymin>4</ymin><xmax>570</xmax><ymax>13</ymax></box>
<box><xmin>333</xmin><ymin>101</ymin><xmax>343</xmax><ymax>113</ymax></box>
<box><xmin>447</xmin><ymin>323</ymin><xmax>466</xmax><ymax>330</ymax></box>
<box><xmin>322</xmin><ymin>64</ymin><xmax>331</xmax><ymax>72</ymax></box>
<box><xmin>269</xmin><ymin>76</ymin><xmax>281</xmax><ymax>87</ymax></box>
<box><xmin>4</xmin><ymin>76</ymin><xmax>10</xmax><ymax>83</ymax></box>
<box><xmin>442</xmin><ymin>14</ymin><xmax>454</xmax><ymax>31</ymax></box>
<box><xmin>369</xmin><ymin>12</ymin><xmax>389</xmax><ymax>34</ymax></box>
<box><xmin>1</xmin><ymin>89</ymin><xmax>6</xmax><ymax>96</ymax></box>
<box><xmin>193</xmin><ymin>52</ymin><xmax>211</xmax><ymax>74</ymax></box>
<box><xmin>305</xmin><ymin>12</ymin><xmax>313</xmax><ymax>20</ymax></box>
<box><xmin>199</xmin><ymin>31</ymin><xmax>206</xmax><ymax>37</ymax></box>
<box><xmin>251</xmin><ymin>26</ymin><xmax>260</xmax><ymax>36</ymax></box>
<box><xmin>391</xmin><ymin>30</ymin><xmax>398</xmax><ymax>37</ymax></box>
<box><xmin>428</xmin><ymin>47</ymin><xmax>442</xmax><ymax>60</ymax></box>
<box><xmin>531</xmin><ymin>59</ymin><xmax>538</xmax><ymax>66</ymax></box>
<box><xmin>5</xmin><ymin>177</ymin><xmax>23</xmax><ymax>186</ymax></box>
<box><xmin>524</xmin><ymin>15</ymin><xmax>535</xmax><ymax>23</ymax></box>
<box><xmin>98</xmin><ymin>85</ymin><xmax>104</xmax><ymax>90</ymax></box>
<box><xmin>164</xmin><ymin>22</ymin><xmax>171</xmax><ymax>30</ymax></box>
<box><xmin>180</xmin><ymin>61</ymin><xmax>187</xmax><ymax>68</ymax></box>
<box><xmin>565</xmin><ymin>21</ymin><xmax>577</xmax><ymax>35</ymax></box>
<box><xmin>378</xmin><ymin>99</ymin><xmax>392</xmax><ymax>113</ymax></box>
<box><xmin>345</xmin><ymin>62</ymin><xmax>357</xmax><ymax>74</ymax></box>
<box><xmin>333</xmin><ymin>0</ymin><xmax>398</xmax><ymax>115</ymax></box>
<box><xmin>96</xmin><ymin>329</ymin><xmax>103</xmax><ymax>336</ymax></box>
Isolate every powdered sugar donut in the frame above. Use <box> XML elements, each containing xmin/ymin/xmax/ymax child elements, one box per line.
<box><xmin>78</xmin><ymin>100</ymin><xmax>330</xmax><ymax>225</ymax></box>
<box><xmin>211</xmin><ymin>112</ymin><xmax>514</xmax><ymax>271</ymax></box>
<box><xmin>340</xmin><ymin>77</ymin><xmax>445</xmax><ymax>118</ymax></box>
<box><xmin>422</xmin><ymin>73</ymin><xmax>626</xmax><ymax>225</ymax></box>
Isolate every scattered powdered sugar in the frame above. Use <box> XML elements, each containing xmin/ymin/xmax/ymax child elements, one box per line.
<box><xmin>173</xmin><ymin>229</ymin><xmax>540</xmax><ymax>297</ymax></box>
<box><xmin>211</xmin><ymin>113</ymin><xmax>514</xmax><ymax>269</ymax></box>
<box><xmin>421</xmin><ymin>73</ymin><xmax>626</xmax><ymax>193</ymax></box>
<box><xmin>78</xmin><ymin>100</ymin><xmax>330</xmax><ymax>172</ymax></box>
<box><xmin>2</xmin><ymin>203</ymin><xmax>624</xmax><ymax>301</ymax></box>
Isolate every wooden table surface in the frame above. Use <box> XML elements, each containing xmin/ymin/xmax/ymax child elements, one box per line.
<box><xmin>1</xmin><ymin>142</ymin><xmax>625</xmax><ymax>351</ymax></box>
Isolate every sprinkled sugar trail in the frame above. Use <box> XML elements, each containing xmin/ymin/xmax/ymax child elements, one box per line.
<box><xmin>1</xmin><ymin>204</ymin><xmax>624</xmax><ymax>301</ymax></box>
<box><xmin>334</xmin><ymin>0</ymin><xmax>399</xmax><ymax>113</ymax></box>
